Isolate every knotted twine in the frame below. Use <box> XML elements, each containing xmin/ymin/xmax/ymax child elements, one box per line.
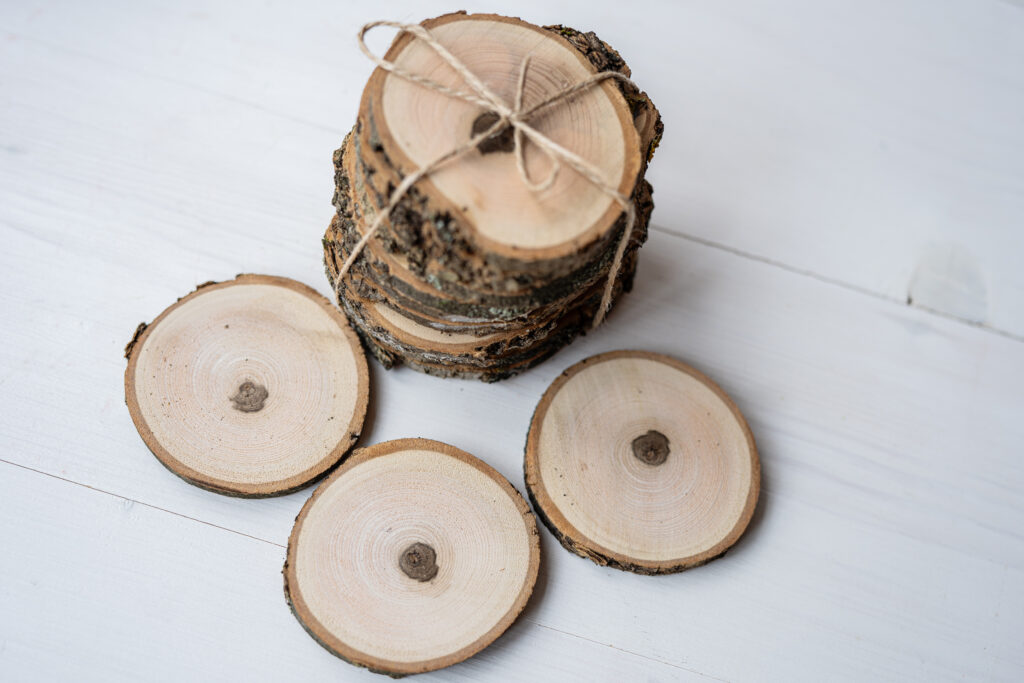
<box><xmin>339</xmin><ymin>20</ymin><xmax>641</xmax><ymax>328</ymax></box>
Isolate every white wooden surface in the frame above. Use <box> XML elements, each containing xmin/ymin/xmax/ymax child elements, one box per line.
<box><xmin>2</xmin><ymin>1</ymin><xmax>1022</xmax><ymax>680</ymax></box>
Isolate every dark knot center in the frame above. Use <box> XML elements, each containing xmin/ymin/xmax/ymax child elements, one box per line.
<box><xmin>230</xmin><ymin>380</ymin><xmax>268</xmax><ymax>413</ymax></box>
<box><xmin>631</xmin><ymin>430</ymin><xmax>670</xmax><ymax>466</ymax></box>
<box><xmin>471</xmin><ymin>111</ymin><xmax>514</xmax><ymax>154</ymax></box>
<box><xmin>399</xmin><ymin>542</ymin><xmax>438</xmax><ymax>582</ymax></box>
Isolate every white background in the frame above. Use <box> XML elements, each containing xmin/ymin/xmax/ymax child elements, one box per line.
<box><xmin>2</xmin><ymin>0</ymin><xmax>1022</xmax><ymax>680</ymax></box>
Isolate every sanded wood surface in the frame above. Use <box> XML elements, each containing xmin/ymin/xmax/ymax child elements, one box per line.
<box><xmin>2</xmin><ymin>1</ymin><xmax>1023</xmax><ymax>681</ymax></box>
<box><xmin>371</xmin><ymin>13</ymin><xmax>639</xmax><ymax>256</ymax></box>
<box><xmin>124</xmin><ymin>275</ymin><xmax>369</xmax><ymax>496</ymax></box>
<box><xmin>525</xmin><ymin>351</ymin><xmax>759</xmax><ymax>573</ymax></box>
<box><xmin>285</xmin><ymin>439</ymin><xmax>539</xmax><ymax>675</ymax></box>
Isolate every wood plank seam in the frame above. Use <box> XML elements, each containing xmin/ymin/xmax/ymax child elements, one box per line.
<box><xmin>528</xmin><ymin>621</ymin><xmax>728</xmax><ymax>680</ymax></box>
<box><xmin>654</xmin><ymin>224</ymin><xmax>1024</xmax><ymax>344</ymax></box>
<box><xmin>0</xmin><ymin>458</ymin><xmax>285</xmax><ymax>548</ymax></box>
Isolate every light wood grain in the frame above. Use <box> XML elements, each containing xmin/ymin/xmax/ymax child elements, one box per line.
<box><xmin>125</xmin><ymin>275</ymin><xmax>368</xmax><ymax>496</ymax></box>
<box><xmin>525</xmin><ymin>351</ymin><xmax>759</xmax><ymax>573</ymax></box>
<box><xmin>286</xmin><ymin>439</ymin><xmax>539</xmax><ymax>675</ymax></box>
<box><xmin>373</xmin><ymin>13</ymin><xmax>638</xmax><ymax>256</ymax></box>
<box><xmin>2</xmin><ymin>1</ymin><xmax>1023</xmax><ymax>681</ymax></box>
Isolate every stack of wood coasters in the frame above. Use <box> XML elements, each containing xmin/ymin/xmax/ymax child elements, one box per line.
<box><xmin>324</xmin><ymin>12</ymin><xmax>662</xmax><ymax>381</ymax></box>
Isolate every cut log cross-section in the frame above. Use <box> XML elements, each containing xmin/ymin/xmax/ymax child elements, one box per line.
<box><xmin>124</xmin><ymin>275</ymin><xmax>369</xmax><ymax>497</ymax></box>
<box><xmin>285</xmin><ymin>438</ymin><xmax>540</xmax><ymax>676</ymax></box>
<box><xmin>364</xmin><ymin>13</ymin><xmax>641</xmax><ymax>261</ymax></box>
<box><xmin>525</xmin><ymin>351</ymin><xmax>760</xmax><ymax>574</ymax></box>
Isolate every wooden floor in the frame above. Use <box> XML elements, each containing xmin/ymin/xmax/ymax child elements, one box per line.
<box><xmin>2</xmin><ymin>1</ymin><xmax>1022</xmax><ymax>680</ymax></box>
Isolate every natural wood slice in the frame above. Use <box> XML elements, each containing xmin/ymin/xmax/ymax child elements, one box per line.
<box><xmin>333</xmin><ymin>261</ymin><xmax>530</xmax><ymax>337</ymax></box>
<box><xmin>532</xmin><ymin>23</ymin><xmax>664</xmax><ymax>169</ymax></box>
<box><xmin>124</xmin><ymin>275</ymin><xmax>369</xmax><ymax>497</ymax></box>
<box><xmin>524</xmin><ymin>351</ymin><xmax>760</xmax><ymax>574</ymax></box>
<box><xmin>363</xmin><ymin>12</ymin><xmax>641</xmax><ymax>260</ymax></box>
<box><xmin>284</xmin><ymin>438</ymin><xmax>540</xmax><ymax>676</ymax></box>
<box><xmin>347</xmin><ymin>24</ymin><xmax>662</xmax><ymax>295</ymax></box>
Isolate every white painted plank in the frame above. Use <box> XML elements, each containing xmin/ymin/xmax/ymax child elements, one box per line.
<box><xmin>4</xmin><ymin>184</ymin><xmax>1024</xmax><ymax>678</ymax></box>
<box><xmin>0</xmin><ymin>462</ymin><xmax>697</xmax><ymax>682</ymax></box>
<box><xmin>3</xmin><ymin>0</ymin><xmax>1021</xmax><ymax>335</ymax></box>
<box><xmin>648</xmin><ymin>0</ymin><xmax>1024</xmax><ymax>337</ymax></box>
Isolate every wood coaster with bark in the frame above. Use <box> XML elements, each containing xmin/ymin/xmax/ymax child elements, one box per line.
<box><xmin>345</xmin><ymin>20</ymin><xmax>662</xmax><ymax>296</ymax></box>
<box><xmin>524</xmin><ymin>351</ymin><xmax>760</xmax><ymax>574</ymax></box>
<box><xmin>322</xmin><ymin>12</ymin><xmax>662</xmax><ymax>381</ymax></box>
<box><xmin>124</xmin><ymin>275</ymin><xmax>369</xmax><ymax>497</ymax></box>
<box><xmin>284</xmin><ymin>438</ymin><xmax>540</xmax><ymax>676</ymax></box>
<box><xmin>359</xmin><ymin>13</ymin><xmax>642</xmax><ymax>280</ymax></box>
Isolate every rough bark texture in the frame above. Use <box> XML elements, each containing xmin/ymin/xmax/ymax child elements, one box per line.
<box><xmin>326</xmin><ymin>208</ymin><xmax>640</xmax><ymax>381</ymax></box>
<box><xmin>327</xmin><ymin>144</ymin><xmax>651</xmax><ymax>323</ymax></box>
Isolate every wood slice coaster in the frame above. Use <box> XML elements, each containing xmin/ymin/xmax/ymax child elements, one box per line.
<box><xmin>348</xmin><ymin>92</ymin><xmax>656</xmax><ymax>297</ymax></box>
<box><xmin>285</xmin><ymin>438</ymin><xmax>540</xmax><ymax>676</ymax></box>
<box><xmin>525</xmin><ymin>351</ymin><xmax>760</xmax><ymax>574</ymax></box>
<box><xmin>124</xmin><ymin>275</ymin><xmax>369</xmax><ymax>497</ymax></box>
<box><xmin>361</xmin><ymin>12</ymin><xmax>641</xmax><ymax>262</ymax></box>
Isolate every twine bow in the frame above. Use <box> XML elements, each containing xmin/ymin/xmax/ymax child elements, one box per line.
<box><xmin>340</xmin><ymin>20</ymin><xmax>640</xmax><ymax>328</ymax></box>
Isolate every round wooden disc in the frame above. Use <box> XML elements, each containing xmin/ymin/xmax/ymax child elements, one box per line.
<box><xmin>124</xmin><ymin>275</ymin><xmax>369</xmax><ymax>497</ymax></box>
<box><xmin>524</xmin><ymin>350</ymin><xmax>759</xmax><ymax>574</ymax></box>
<box><xmin>285</xmin><ymin>438</ymin><xmax>540</xmax><ymax>676</ymax></box>
<box><xmin>366</xmin><ymin>12</ymin><xmax>641</xmax><ymax>258</ymax></box>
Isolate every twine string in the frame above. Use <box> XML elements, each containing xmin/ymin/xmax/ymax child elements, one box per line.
<box><xmin>341</xmin><ymin>20</ymin><xmax>640</xmax><ymax>327</ymax></box>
